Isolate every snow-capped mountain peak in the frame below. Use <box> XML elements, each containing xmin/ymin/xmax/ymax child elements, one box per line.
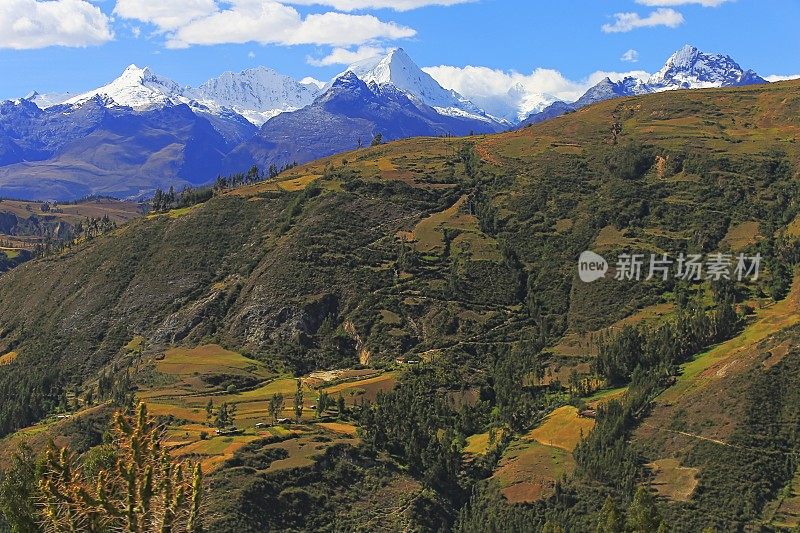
<box><xmin>346</xmin><ymin>48</ymin><xmax>418</xmax><ymax>88</ymax></box>
<box><xmin>65</xmin><ymin>64</ymin><xmax>187</xmax><ymax>110</ymax></box>
<box><xmin>340</xmin><ymin>48</ymin><xmax>503</xmax><ymax>125</ymax></box>
<box><xmin>193</xmin><ymin>67</ymin><xmax>320</xmax><ymax>127</ymax></box>
<box><xmin>648</xmin><ymin>44</ymin><xmax>767</xmax><ymax>90</ymax></box>
<box><xmin>51</xmin><ymin>64</ymin><xmax>319</xmax><ymax>127</ymax></box>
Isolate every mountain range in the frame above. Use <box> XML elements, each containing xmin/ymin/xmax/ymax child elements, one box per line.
<box><xmin>0</xmin><ymin>76</ymin><xmax>798</xmax><ymax>531</ymax></box>
<box><xmin>522</xmin><ymin>45</ymin><xmax>768</xmax><ymax>125</ymax></box>
<box><xmin>0</xmin><ymin>45</ymin><xmax>769</xmax><ymax>200</ymax></box>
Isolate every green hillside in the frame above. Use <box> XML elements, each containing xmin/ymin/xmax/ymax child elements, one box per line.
<box><xmin>1</xmin><ymin>80</ymin><xmax>799</xmax><ymax>532</ymax></box>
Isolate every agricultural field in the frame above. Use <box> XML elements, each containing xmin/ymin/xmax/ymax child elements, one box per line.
<box><xmin>490</xmin><ymin>406</ymin><xmax>598</xmax><ymax>504</ymax></box>
<box><xmin>526</xmin><ymin>406</ymin><xmax>595</xmax><ymax>452</ymax></box>
<box><xmin>550</xmin><ymin>302</ymin><xmax>674</xmax><ymax>357</ymax></box>
<box><xmin>136</xmin><ymin>343</ymin><xmax>391</xmax><ymax>473</ymax></box>
<box><xmin>492</xmin><ymin>440</ymin><xmax>574</xmax><ymax>504</ymax></box>
<box><xmin>788</xmin><ymin>215</ymin><xmax>800</xmax><ymax>239</ymax></box>
<box><xmin>0</xmin><ymin>78</ymin><xmax>798</xmax><ymax>531</ymax></box>
<box><xmin>0</xmin><ymin>198</ymin><xmax>143</xmax><ymax>271</ymax></box>
<box><xmin>646</xmin><ymin>458</ymin><xmax>699</xmax><ymax>502</ymax></box>
<box><xmin>0</xmin><ymin>198</ymin><xmax>142</xmax><ymax>225</ymax></box>
<box><xmin>410</xmin><ymin>195</ymin><xmax>494</xmax><ymax>256</ymax></box>
<box><xmin>464</xmin><ymin>428</ymin><xmax>505</xmax><ymax>457</ymax></box>
<box><xmin>720</xmin><ymin>221</ymin><xmax>763</xmax><ymax>251</ymax></box>
<box><xmin>656</xmin><ymin>272</ymin><xmax>800</xmax><ymax>406</ymax></box>
<box><xmin>322</xmin><ymin>372</ymin><xmax>398</xmax><ymax>405</ymax></box>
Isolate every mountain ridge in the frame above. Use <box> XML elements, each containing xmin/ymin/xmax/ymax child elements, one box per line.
<box><xmin>0</xmin><ymin>45</ymin><xmax>771</xmax><ymax>200</ymax></box>
<box><xmin>0</xmin><ymin>77</ymin><xmax>798</xmax><ymax>531</ymax></box>
<box><xmin>523</xmin><ymin>45</ymin><xmax>768</xmax><ymax>125</ymax></box>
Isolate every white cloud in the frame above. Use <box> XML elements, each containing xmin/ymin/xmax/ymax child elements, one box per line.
<box><xmin>765</xmin><ymin>74</ymin><xmax>800</xmax><ymax>82</ymax></box>
<box><xmin>621</xmin><ymin>49</ymin><xmax>639</xmax><ymax>62</ymax></box>
<box><xmin>0</xmin><ymin>0</ymin><xmax>113</xmax><ymax>49</ymax></box>
<box><xmin>300</xmin><ymin>76</ymin><xmax>326</xmax><ymax>89</ymax></box>
<box><xmin>161</xmin><ymin>1</ymin><xmax>415</xmax><ymax>48</ymax></box>
<box><xmin>602</xmin><ymin>8</ymin><xmax>684</xmax><ymax>33</ymax></box>
<box><xmin>636</xmin><ymin>0</ymin><xmax>731</xmax><ymax>6</ymax></box>
<box><xmin>248</xmin><ymin>50</ymin><xmax>256</xmax><ymax>59</ymax></box>
<box><xmin>423</xmin><ymin>64</ymin><xmax>650</xmax><ymax>121</ymax></box>
<box><xmin>284</xmin><ymin>0</ymin><xmax>474</xmax><ymax>11</ymax></box>
<box><xmin>114</xmin><ymin>0</ymin><xmax>217</xmax><ymax>31</ymax></box>
<box><xmin>307</xmin><ymin>45</ymin><xmax>385</xmax><ymax>66</ymax></box>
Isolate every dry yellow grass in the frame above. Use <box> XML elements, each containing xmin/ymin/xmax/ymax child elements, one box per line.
<box><xmin>464</xmin><ymin>428</ymin><xmax>505</xmax><ymax>456</ymax></box>
<box><xmin>0</xmin><ymin>351</ymin><xmax>17</xmax><ymax>366</ymax></box>
<box><xmin>788</xmin><ymin>215</ymin><xmax>800</xmax><ymax>239</ymax></box>
<box><xmin>263</xmin><ymin>434</ymin><xmax>358</xmax><ymax>473</ymax></box>
<box><xmin>172</xmin><ymin>434</ymin><xmax>261</xmax><ymax>473</ymax></box>
<box><xmin>323</xmin><ymin>372</ymin><xmax>397</xmax><ymax>403</ymax></box>
<box><xmin>593</xmin><ymin>225</ymin><xmax>634</xmax><ymax>249</ymax></box>
<box><xmin>317</xmin><ymin>422</ymin><xmax>358</xmax><ymax>436</ymax></box>
<box><xmin>526</xmin><ymin>406</ymin><xmax>595</xmax><ymax>452</ymax></box>
<box><xmin>145</xmin><ymin>403</ymin><xmax>207</xmax><ymax>424</ymax></box>
<box><xmin>278</xmin><ymin>174</ymin><xmax>322</xmax><ymax>191</ymax></box>
<box><xmin>646</xmin><ymin>458</ymin><xmax>700</xmax><ymax>501</ymax></box>
<box><xmin>492</xmin><ymin>441</ymin><xmax>574</xmax><ymax>504</ymax></box>
<box><xmin>156</xmin><ymin>344</ymin><xmax>269</xmax><ymax>376</ymax></box>
<box><xmin>411</xmin><ymin>196</ymin><xmax>477</xmax><ymax>253</ymax></box>
<box><xmin>379</xmin><ymin>309</ymin><xmax>402</xmax><ymax>325</ymax></box>
<box><xmin>554</xmin><ymin>218</ymin><xmax>574</xmax><ymax>233</ymax></box>
<box><xmin>376</xmin><ymin>157</ymin><xmax>396</xmax><ymax>172</ymax></box>
<box><xmin>721</xmin><ymin>221</ymin><xmax>762</xmax><ymax>251</ymax></box>
<box><xmin>0</xmin><ymin>198</ymin><xmax>140</xmax><ymax>224</ymax></box>
<box><xmin>125</xmin><ymin>336</ymin><xmax>144</xmax><ymax>352</ymax></box>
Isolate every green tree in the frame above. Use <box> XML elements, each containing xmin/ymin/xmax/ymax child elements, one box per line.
<box><xmin>596</xmin><ymin>495</ymin><xmax>624</xmax><ymax>533</ymax></box>
<box><xmin>371</xmin><ymin>133</ymin><xmax>383</xmax><ymax>147</ymax></box>
<box><xmin>294</xmin><ymin>380</ymin><xmax>304</xmax><ymax>423</ymax></box>
<box><xmin>269</xmin><ymin>393</ymin><xmax>285</xmax><ymax>424</ymax></box>
<box><xmin>626</xmin><ymin>487</ymin><xmax>663</xmax><ymax>533</ymax></box>
<box><xmin>337</xmin><ymin>394</ymin><xmax>346</xmax><ymax>419</ymax></box>
<box><xmin>215</xmin><ymin>402</ymin><xmax>236</xmax><ymax>429</ymax></box>
<box><xmin>316</xmin><ymin>391</ymin><xmax>330</xmax><ymax>418</ymax></box>
<box><xmin>0</xmin><ymin>444</ymin><xmax>41</xmax><ymax>533</ymax></box>
<box><xmin>205</xmin><ymin>398</ymin><xmax>214</xmax><ymax>425</ymax></box>
<box><xmin>542</xmin><ymin>521</ymin><xmax>565</xmax><ymax>533</ymax></box>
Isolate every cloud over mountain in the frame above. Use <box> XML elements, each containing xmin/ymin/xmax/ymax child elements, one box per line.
<box><xmin>423</xmin><ymin>65</ymin><xmax>649</xmax><ymax>122</ymax></box>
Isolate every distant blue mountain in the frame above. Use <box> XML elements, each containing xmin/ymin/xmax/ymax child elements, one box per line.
<box><xmin>0</xmin><ymin>98</ymin><xmax>255</xmax><ymax>201</ymax></box>
<box><xmin>225</xmin><ymin>72</ymin><xmax>501</xmax><ymax>173</ymax></box>
<box><xmin>0</xmin><ymin>50</ymin><xmax>502</xmax><ymax>201</ymax></box>
<box><xmin>0</xmin><ymin>45</ymin><xmax>769</xmax><ymax>201</ymax></box>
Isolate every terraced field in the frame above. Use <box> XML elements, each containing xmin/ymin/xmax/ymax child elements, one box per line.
<box><xmin>136</xmin><ymin>343</ymin><xmax>392</xmax><ymax>473</ymax></box>
<box><xmin>322</xmin><ymin>372</ymin><xmax>398</xmax><ymax>405</ymax></box>
<box><xmin>493</xmin><ymin>440</ymin><xmax>573</xmax><ymax>504</ymax></box>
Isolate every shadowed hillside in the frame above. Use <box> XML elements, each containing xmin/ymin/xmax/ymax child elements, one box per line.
<box><xmin>0</xmin><ymin>80</ymin><xmax>799</xmax><ymax>532</ymax></box>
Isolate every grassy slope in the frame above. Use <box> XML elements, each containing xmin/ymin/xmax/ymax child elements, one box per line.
<box><xmin>0</xmin><ymin>80</ymin><xmax>798</xmax><ymax>529</ymax></box>
<box><xmin>631</xmin><ymin>273</ymin><xmax>800</xmax><ymax>529</ymax></box>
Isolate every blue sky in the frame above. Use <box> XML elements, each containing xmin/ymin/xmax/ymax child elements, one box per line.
<box><xmin>0</xmin><ymin>0</ymin><xmax>798</xmax><ymax>101</ymax></box>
